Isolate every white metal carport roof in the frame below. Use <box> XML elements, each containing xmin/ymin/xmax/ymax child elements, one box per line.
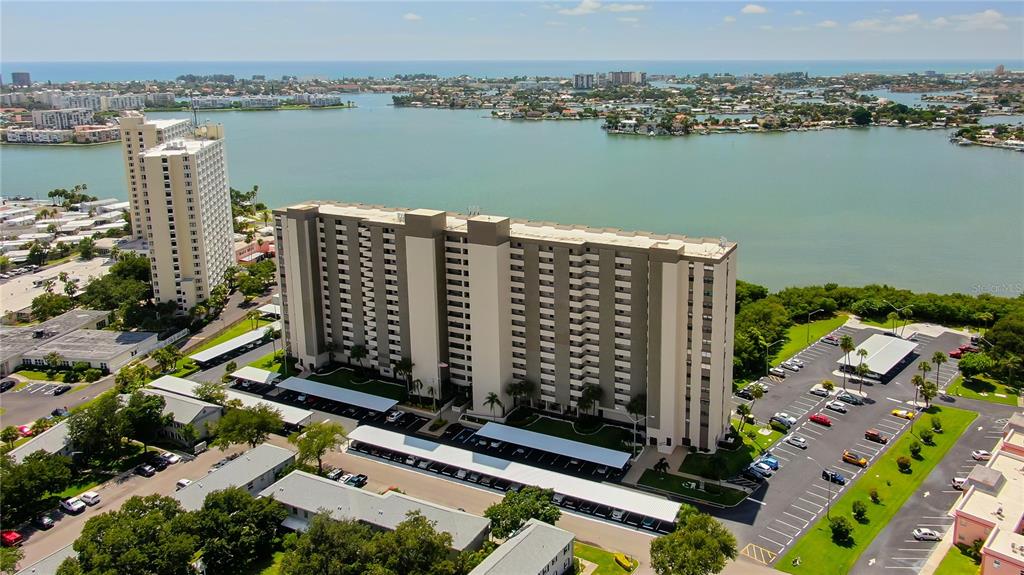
<box><xmin>148</xmin><ymin>375</ymin><xmax>312</xmax><ymax>427</ymax></box>
<box><xmin>347</xmin><ymin>426</ymin><xmax>680</xmax><ymax>523</ymax></box>
<box><xmin>188</xmin><ymin>321</ymin><xmax>280</xmax><ymax>364</ymax></box>
<box><xmin>475</xmin><ymin>422</ymin><xmax>631</xmax><ymax>469</ymax></box>
<box><xmin>837</xmin><ymin>334</ymin><xmax>918</xmax><ymax>375</ymax></box>
<box><xmin>230</xmin><ymin>366</ymin><xmax>280</xmax><ymax>386</ymax></box>
<box><xmin>277</xmin><ymin>376</ymin><xmax>398</xmax><ymax>413</ymax></box>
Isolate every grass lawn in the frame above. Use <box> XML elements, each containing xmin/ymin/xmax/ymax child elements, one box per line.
<box><xmin>521</xmin><ymin>415</ymin><xmax>633</xmax><ymax>451</ymax></box>
<box><xmin>14</xmin><ymin>369</ymin><xmax>64</xmax><ymax>382</ymax></box>
<box><xmin>934</xmin><ymin>546</ymin><xmax>980</xmax><ymax>575</ymax></box>
<box><xmin>772</xmin><ymin>315</ymin><xmax>848</xmax><ymax>367</ymax></box>
<box><xmin>574</xmin><ymin>542</ymin><xmax>637</xmax><ymax>575</ymax></box>
<box><xmin>240</xmin><ymin>550</ymin><xmax>286</xmax><ymax>575</ymax></box>
<box><xmin>309</xmin><ymin>368</ymin><xmax>407</xmax><ymax>402</ymax></box>
<box><xmin>778</xmin><ymin>405</ymin><xmax>977</xmax><ymax>575</ymax></box>
<box><xmin>947</xmin><ymin>375</ymin><xmax>1019</xmax><ymax>406</ymax></box>
<box><xmin>678</xmin><ymin>420</ymin><xmax>782</xmax><ymax>479</ymax></box>
<box><xmin>638</xmin><ymin>469</ymin><xmax>748</xmax><ymax>506</ymax></box>
<box><xmin>248</xmin><ymin>351</ymin><xmax>299</xmax><ymax>377</ymax></box>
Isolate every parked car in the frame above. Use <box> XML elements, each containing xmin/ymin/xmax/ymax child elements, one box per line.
<box><xmin>837</xmin><ymin>392</ymin><xmax>864</xmax><ymax>405</ymax></box>
<box><xmin>611</xmin><ymin>508</ymin><xmax>625</xmax><ymax>521</ymax></box>
<box><xmin>757</xmin><ymin>455</ymin><xmax>780</xmax><ymax>470</ymax></box>
<box><xmin>891</xmin><ymin>409</ymin><xmax>915</xmax><ymax>420</ymax></box>
<box><xmin>821</xmin><ymin>470</ymin><xmax>846</xmax><ymax>485</ymax></box>
<box><xmin>32</xmin><ymin>515</ymin><xmax>55</xmax><ymax>530</ymax></box>
<box><xmin>786</xmin><ymin>435</ymin><xmax>808</xmax><ymax>449</ymax></box>
<box><xmin>948</xmin><ymin>349</ymin><xmax>963</xmax><ymax>359</ymax></box>
<box><xmin>61</xmin><ymin>497</ymin><xmax>87</xmax><ymax>514</ymax></box>
<box><xmin>80</xmin><ymin>491</ymin><xmax>101</xmax><ymax>506</ymax></box>
<box><xmin>826</xmin><ymin>401</ymin><xmax>848</xmax><ymax>414</ymax></box>
<box><xmin>972</xmin><ymin>450</ymin><xmax>992</xmax><ymax>462</ymax></box>
<box><xmin>810</xmin><ymin>386</ymin><xmax>830</xmax><ymax>398</ymax></box>
<box><xmin>736</xmin><ymin>388</ymin><xmax>754</xmax><ymax>400</ymax></box>
<box><xmin>809</xmin><ymin>413</ymin><xmax>832</xmax><ymax>426</ymax></box>
<box><xmin>641</xmin><ymin>516</ymin><xmax>657</xmax><ymax>530</ymax></box>
<box><xmin>842</xmin><ymin>450</ymin><xmax>868</xmax><ymax>467</ymax></box>
<box><xmin>51</xmin><ymin>407</ymin><xmax>70</xmax><ymax>417</ymax></box>
<box><xmin>176</xmin><ymin>479</ymin><xmax>193</xmax><ymax>490</ymax></box>
<box><xmin>53</xmin><ymin>385</ymin><xmax>72</xmax><ymax>395</ymax></box>
<box><xmin>769</xmin><ymin>367</ymin><xmax>787</xmax><ymax>378</ymax></box>
<box><xmin>0</xmin><ymin>379</ymin><xmax>16</xmax><ymax>392</ymax></box>
<box><xmin>385</xmin><ymin>410</ymin><xmax>405</xmax><ymax>423</ymax></box>
<box><xmin>751</xmin><ymin>462</ymin><xmax>775</xmax><ymax>477</ymax></box>
<box><xmin>789</xmin><ymin>359</ymin><xmax>805</xmax><ymax>368</ymax></box>
<box><xmin>344</xmin><ymin>474</ymin><xmax>367</xmax><ymax>488</ymax></box>
<box><xmin>135</xmin><ymin>464</ymin><xmax>156</xmax><ymax>477</ymax></box>
<box><xmin>1</xmin><ymin>531</ymin><xmax>23</xmax><ymax>547</ymax></box>
<box><xmin>160</xmin><ymin>452</ymin><xmax>181</xmax><ymax>464</ymax></box>
<box><xmin>16</xmin><ymin>425</ymin><xmax>34</xmax><ymax>437</ymax></box>
<box><xmin>770</xmin><ymin>416</ymin><xmax>793</xmax><ymax>430</ymax></box>
<box><xmin>455</xmin><ymin>469</ymin><xmax>468</xmax><ymax>480</ymax></box>
<box><xmin>146</xmin><ymin>454</ymin><xmax>168</xmax><ymax>471</ymax></box>
<box><xmin>821</xmin><ymin>335</ymin><xmax>840</xmax><ymax>346</ymax></box>
<box><xmin>774</xmin><ymin>413</ymin><xmax>797</xmax><ymax>426</ymax></box>
<box><xmin>864</xmin><ymin>429</ymin><xmax>890</xmax><ymax>444</ymax></box>
<box><xmin>741</xmin><ymin>468</ymin><xmax>766</xmax><ymax>483</ymax></box>
<box><xmin>781</xmin><ymin>361</ymin><xmax>801</xmax><ymax>372</ymax></box>
<box><xmin>913</xmin><ymin>528</ymin><xmax>941</xmax><ymax>541</ymax></box>
<box><xmin>951</xmin><ymin>477</ymin><xmax>967</xmax><ymax>490</ymax></box>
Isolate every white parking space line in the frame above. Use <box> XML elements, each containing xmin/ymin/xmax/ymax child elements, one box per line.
<box><xmin>801</xmin><ymin>427</ymin><xmax>824</xmax><ymax>436</ymax></box>
<box><xmin>922</xmin><ymin>516</ymin><xmax>953</xmax><ymax>520</ymax></box>
<box><xmin>766</xmin><ymin>526</ymin><xmax>794</xmax><ymax>541</ymax></box>
<box><xmin>782</xmin><ymin>512</ymin><xmax>809</xmax><ymax>525</ymax></box>
<box><xmin>792</xmin><ymin>503</ymin><xmax>818</xmax><ymax>515</ymax></box>
<box><xmin>759</xmin><ymin>534</ymin><xmax>785</xmax><ymax>549</ymax></box>
<box><xmin>804</xmin><ymin>491</ymin><xmax>829</xmax><ymax>502</ymax></box>
<box><xmin>773</xmin><ymin>519</ymin><xmax>802</xmax><ymax>531</ymax></box>
<box><xmin>797</xmin><ymin>498</ymin><xmax>824</xmax><ymax>510</ymax></box>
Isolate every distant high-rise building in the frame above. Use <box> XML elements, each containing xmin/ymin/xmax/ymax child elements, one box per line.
<box><xmin>120</xmin><ymin>111</ymin><xmax>194</xmax><ymax>240</ymax></box>
<box><xmin>136</xmin><ymin>126</ymin><xmax>234</xmax><ymax>310</ymax></box>
<box><xmin>275</xmin><ymin>202</ymin><xmax>737</xmax><ymax>453</ymax></box>
<box><xmin>573</xmin><ymin>74</ymin><xmax>595</xmax><ymax>90</ymax></box>
<box><xmin>607</xmin><ymin>71</ymin><xmax>646</xmax><ymax>86</ymax></box>
<box><xmin>31</xmin><ymin>108</ymin><xmax>93</xmax><ymax>129</ymax></box>
<box><xmin>995</xmin><ymin>64</ymin><xmax>1006</xmax><ymax>76</ymax></box>
<box><xmin>11</xmin><ymin>72</ymin><xmax>31</xmax><ymax>87</ymax></box>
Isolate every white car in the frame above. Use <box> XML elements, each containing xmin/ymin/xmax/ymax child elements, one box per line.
<box><xmin>61</xmin><ymin>497</ymin><xmax>86</xmax><ymax>514</ymax></box>
<box><xmin>80</xmin><ymin>491</ymin><xmax>101</xmax><ymax>506</ymax></box>
<box><xmin>810</xmin><ymin>387</ymin><xmax>830</xmax><ymax>398</ymax></box>
<box><xmin>775</xmin><ymin>413</ymin><xmax>797</xmax><ymax>426</ymax></box>
<box><xmin>781</xmin><ymin>362</ymin><xmax>801</xmax><ymax>372</ymax></box>
<box><xmin>789</xmin><ymin>359</ymin><xmax>805</xmax><ymax>368</ymax></box>
<box><xmin>386</xmin><ymin>410</ymin><xmax>405</xmax><ymax>423</ymax></box>
<box><xmin>786</xmin><ymin>435</ymin><xmax>808</xmax><ymax>449</ymax></box>
<box><xmin>752</xmin><ymin>462</ymin><xmax>775</xmax><ymax>477</ymax></box>
<box><xmin>913</xmin><ymin>528</ymin><xmax>941</xmax><ymax>541</ymax></box>
<box><xmin>161</xmin><ymin>452</ymin><xmax>181</xmax><ymax>464</ymax></box>
<box><xmin>611</xmin><ymin>508</ymin><xmax>625</xmax><ymax>521</ymax></box>
<box><xmin>826</xmin><ymin>401</ymin><xmax>848</xmax><ymax>413</ymax></box>
<box><xmin>176</xmin><ymin>479</ymin><xmax>193</xmax><ymax>491</ymax></box>
<box><xmin>972</xmin><ymin>450</ymin><xmax>992</xmax><ymax>461</ymax></box>
<box><xmin>951</xmin><ymin>477</ymin><xmax>967</xmax><ymax>490</ymax></box>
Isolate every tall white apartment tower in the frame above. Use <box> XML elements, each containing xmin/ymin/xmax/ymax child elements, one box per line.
<box><xmin>276</xmin><ymin>202</ymin><xmax>737</xmax><ymax>454</ymax></box>
<box><xmin>136</xmin><ymin>125</ymin><xmax>234</xmax><ymax>310</ymax></box>
<box><xmin>120</xmin><ymin>111</ymin><xmax>193</xmax><ymax>240</ymax></box>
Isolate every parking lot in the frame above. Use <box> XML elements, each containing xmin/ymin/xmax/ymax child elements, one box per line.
<box><xmin>716</xmin><ymin>323</ymin><xmax>972</xmax><ymax>566</ymax></box>
<box><xmin>6</xmin><ymin>382</ymin><xmax>72</xmax><ymax>396</ymax></box>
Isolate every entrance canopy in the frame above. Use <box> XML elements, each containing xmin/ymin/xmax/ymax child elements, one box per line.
<box><xmin>277</xmin><ymin>376</ymin><xmax>398</xmax><ymax>413</ymax></box>
<box><xmin>475</xmin><ymin>422</ymin><xmax>631</xmax><ymax>469</ymax></box>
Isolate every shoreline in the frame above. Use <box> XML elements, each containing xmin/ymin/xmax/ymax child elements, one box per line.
<box><xmin>0</xmin><ymin>139</ymin><xmax>120</xmax><ymax>148</ymax></box>
<box><xmin>143</xmin><ymin>104</ymin><xmax>357</xmax><ymax>113</ymax></box>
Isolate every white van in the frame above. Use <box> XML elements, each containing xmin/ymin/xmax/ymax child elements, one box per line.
<box><xmin>80</xmin><ymin>491</ymin><xmax>101</xmax><ymax>506</ymax></box>
<box><xmin>176</xmin><ymin>479</ymin><xmax>193</xmax><ymax>491</ymax></box>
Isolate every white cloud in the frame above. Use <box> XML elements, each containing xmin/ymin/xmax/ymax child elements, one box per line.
<box><xmin>607</xmin><ymin>3</ymin><xmax>648</xmax><ymax>13</ymax></box>
<box><xmin>892</xmin><ymin>13</ymin><xmax>920</xmax><ymax>24</ymax></box>
<box><xmin>558</xmin><ymin>0</ymin><xmax>602</xmax><ymax>16</ymax></box>
<box><xmin>402</xmin><ymin>12</ymin><xmax>421</xmax><ymax>21</ymax></box>
<box><xmin>758</xmin><ymin>24</ymin><xmax>773</xmax><ymax>30</ymax></box>
<box><xmin>741</xmin><ymin>4</ymin><xmax>768</xmax><ymax>15</ymax></box>
<box><xmin>946</xmin><ymin>9</ymin><xmax>1010</xmax><ymax>31</ymax></box>
<box><xmin>816</xmin><ymin>20</ymin><xmax>838</xmax><ymax>28</ymax></box>
<box><xmin>618</xmin><ymin>16</ymin><xmax>639</xmax><ymax>23</ymax></box>
<box><xmin>723</xmin><ymin>15</ymin><xmax>736</xmax><ymax>23</ymax></box>
<box><xmin>850</xmin><ymin>18</ymin><xmax>903</xmax><ymax>32</ymax></box>
<box><xmin>792</xmin><ymin>10</ymin><xmax>805</xmax><ymax>16</ymax></box>
<box><xmin>929</xmin><ymin>17</ymin><xmax>950</xmax><ymax>29</ymax></box>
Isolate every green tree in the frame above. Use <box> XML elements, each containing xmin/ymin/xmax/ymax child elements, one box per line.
<box><xmin>280</xmin><ymin>514</ymin><xmax>373</xmax><ymax>575</ymax></box>
<box><xmin>348</xmin><ymin>344</ymin><xmax>368</xmax><ymax>371</ymax></box>
<box><xmin>0</xmin><ymin>546</ymin><xmax>23</xmax><ymax>575</ymax></box>
<box><xmin>577</xmin><ymin>382</ymin><xmax>604</xmax><ymax>417</ymax></box>
<box><xmin>959</xmin><ymin>352</ymin><xmax>996</xmax><ymax>380</ymax></box>
<box><xmin>931</xmin><ymin>351</ymin><xmax>947</xmax><ymax>388</ymax></box>
<box><xmin>1</xmin><ymin>426</ymin><xmax>19</xmax><ymax>446</ymax></box>
<box><xmin>821</xmin><ymin>379</ymin><xmax>835</xmax><ymax>392</ymax></box>
<box><xmin>114</xmin><ymin>363</ymin><xmax>153</xmax><ymax>393</ymax></box>
<box><xmin>0</xmin><ymin>452</ymin><xmax>73</xmax><ymax>524</ymax></box>
<box><xmin>920</xmin><ymin>380</ymin><xmax>939</xmax><ymax>407</ymax></box>
<box><xmin>122</xmin><ymin>391</ymin><xmax>170</xmax><ymax>452</ymax></box>
<box><xmin>365</xmin><ymin>511</ymin><xmax>455</xmax><ymax>575</ymax></box>
<box><xmin>193</xmin><ymin>487</ymin><xmax>287</xmax><ymax>575</ymax></box>
<box><xmin>897</xmin><ymin>455</ymin><xmax>912</xmax><ymax>473</ymax></box>
<box><xmin>193</xmin><ymin>381</ymin><xmax>228</xmax><ymax>405</ymax></box>
<box><xmin>484</xmin><ymin>486</ymin><xmax>561</xmax><ymax>539</ymax></box>
<box><xmin>27</xmin><ymin>242</ymin><xmax>47</xmax><ymax>266</ymax></box>
<box><xmin>77</xmin><ymin>237</ymin><xmax>96</xmax><ymax>259</ymax></box>
<box><xmin>987</xmin><ymin>313</ymin><xmax>1024</xmax><ymax>358</ymax></box>
<box><xmin>852</xmin><ymin>500</ymin><xmax>868</xmax><ymax>522</ymax></box>
<box><xmin>839</xmin><ymin>335</ymin><xmax>855</xmax><ymax>391</ymax></box>
<box><xmin>67</xmin><ymin>391</ymin><xmax>126</xmax><ymax>465</ymax></box>
<box><xmin>151</xmin><ymin>346</ymin><xmax>182</xmax><ymax>373</ymax></box>
<box><xmin>394</xmin><ymin>357</ymin><xmax>414</xmax><ymax>395</ymax></box>
<box><xmin>483</xmin><ymin>392</ymin><xmax>504</xmax><ymax>419</ymax></box>
<box><xmin>72</xmin><ymin>495</ymin><xmax>198</xmax><ymax>575</ymax></box>
<box><xmin>213</xmin><ymin>404</ymin><xmax>283</xmax><ymax>449</ymax></box>
<box><xmin>288</xmin><ymin>421</ymin><xmax>347</xmax><ymax>474</ymax></box>
<box><xmin>735</xmin><ymin>403</ymin><xmax>752</xmax><ymax>433</ymax></box>
<box><xmin>31</xmin><ymin>292</ymin><xmax>75</xmax><ymax>320</ymax></box>
<box><xmin>829</xmin><ymin>515</ymin><xmax>854</xmax><ymax>543</ymax></box>
<box><xmin>650</xmin><ymin>511</ymin><xmax>737</xmax><ymax>575</ymax></box>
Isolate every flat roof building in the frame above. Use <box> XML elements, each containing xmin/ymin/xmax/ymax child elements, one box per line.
<box><xmin>837</xmin><ymin>334</ymin><xmax>918</xmax><ymax>381</ymax></box>
<box><xmin>174</xmin><ymin>443</ymin><xmax>294</xmax><ymax>511</ymax></box>
<box><xmin>469</xmin><ymin>519</ymin><xmax>574</xmax><ymax>575</ymax></box>
<box><xmin>148</xmin><ymin>375</ymin><xmax>313</xmax><ymax>427</ymax></box>
<box><xmin>276</xmin><ymin>201</ymin><xmax>737</xmax><ymax>453</ymax></box>
<box><xmin>0</xmin><ymin>309</ymin><xmax>110</xmax><ymax>376</ymax></box>
<box><xmin>22</xmin><ymin>328</ymin><xmax>159</xmax><ymax>373</ymax></box>
<box><xmin>261</xmin><ymin>470</ymin><xmax>491</xmax><ymax>551</ymax></box>
<box><xmin>119</xmin><ymin>112</ymin><xmax>193</xmax><ymax>241</ymax></box>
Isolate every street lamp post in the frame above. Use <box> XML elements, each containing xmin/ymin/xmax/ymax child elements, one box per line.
<box><xmin>807</xmin><ymin>456</ymin><xmax>833</xmax><ymax>519</ymax></box>
<box><xmin>807</xmin><ymin>308</ymin><xmax>824</xmax><ymax>345</ymax></box>
<box><xmin>883</xmin><ymin>300</ymin><xmax>913</xmax><ymax>337</ymax></box>
<box><xmin>628</xmin><ymin>414</ymin><xmax>655</xmax><ymax>457</ymax></box>
<box><xmin>764</xmin><ymin>339</ymin><xmax>785</xmax><ymax>376</ymax></box>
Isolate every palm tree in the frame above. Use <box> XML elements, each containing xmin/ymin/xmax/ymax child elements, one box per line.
<box><xmin>246</xmin><ymin>309</ymin><xmax>261</xmax><ymax>330</ymax></box>
<box><xmin>911</xmin><ymin>374</ymin><xmax>925</xmax><ymax>409</ymax></box>
<box><xmin>484</xmin><ymin>392</ymin><xmax>504</xmax><ymax>419</ymax></box>
<box><xmin>887</xmin><ymin>311</ymin><xmax>899</xmax><ymax>335</ymax></box>
<box><xmin>577</xmin><ymin>383</ymin><xmax>603</xmax><ymax>418</ymax></box>
<box><xmin>410</xmin><ymin>378</ymin><xmax>423</xmax><ymax>402</ymax></box>
<box><xmin>931</xmin><ymin>351</ymin><xmax>947</xmax><ymax>390</ymax></box>
<box><xmin>839</xmin><ymin>335</ymin><xmax>855</xmax><ymax>391</ymax></box>
<box><xmin>918</xmin><ymin>361</ymin><xmax>931</xmax><ymax>396</ymax></box>
<box><xmin>856</xmin><ymin>348</ymin><xmax>869</xmax><ymax>393</ymax></box>
<box><xmin>505</xmin><ymin>380</ymin><xmax>522</xmax><ymax>408</ymax></box>
<box><xmin>349</xmin><ymin>344</ymin><xmax>368</xmax><ymax>372</ymax></box>
<box><xmin>749</xmin><ymin>384</ymin><xmax>764</xmax><ymax>414</ymax></box>
<box><xmin>973</xmin><ymin>311</ymin><xmax>994</xmax><ymax>333</ymax></box>
<box><xmin>736</xmin><ymin>403</ymin><xmax>752</xmax><ymax>433</ymax></box>
<box><xmin>518</xmin><ymin>379</ymin><xmax>536</xmax><ymax>408</ymax></box>
<box><xmin>899</xmin><ymin>308</ymin><xmax>914</xmax><ymax>337</ymax></box>
<box><xmin>394</xmin><ymin>357</ymin><xmax>414</xmax><ymax>394</ymax></box>
<box><xmin>427</xmin><ymin>385</ymin><xmax>436</xmax><ymax>411</ymax></box>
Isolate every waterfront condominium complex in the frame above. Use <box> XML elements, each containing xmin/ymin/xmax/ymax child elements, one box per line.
<box><xmin>120</xmin><ymin>111</ymin><xmax>194</xmax><ymax>240</ymax></box>
<box><xmin>130</xmin><ymin>120</ymin><xmax>234</xmax><ymax>310</ymax></box>
<box><xmin>275</xmin><ymin>202</ymin><xmax>737</xmax><ymax>453</ymax></box>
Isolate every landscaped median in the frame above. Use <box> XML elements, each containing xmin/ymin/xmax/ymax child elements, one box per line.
<box><xmin>637</xmin><ymin>469</ymin><xmax>748</xmax><ymax>506</ymax></box>
<box><xmin>947</xmin><ymin>374</ymin><xmax>1020</xmax><ymax>406</ymax></box>
<box><xmin>574</xmin><ymin>542</ymin><xmax>638</xmax><ymax>574</ymax></box>
<box><xmin>678</xmin><ymin>420</ymin><xmax>783</xmax><ymax>480</ymax></box>
<box><xmin>778</xmin><ymin>405</ymin><xmax>977</xmax><ymax>575</ymax></box>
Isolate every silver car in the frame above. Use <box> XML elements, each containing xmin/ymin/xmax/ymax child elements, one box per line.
<box><xmin>786</xmin><ymin>435</ymin><xmax>808</xmax><ymax>449</ymax></box>
<box><xmin>826</xmin><ymin>401</ymin><xmax>848</xmax><ymax>413</ymax></box>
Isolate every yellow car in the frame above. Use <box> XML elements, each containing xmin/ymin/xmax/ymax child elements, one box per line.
<box><xmin>891</xmin><ymin>409</ymin><xmax>915</xmax><ymax>420</ymax></box>
<box><xmin>842</xmin><ymin>450</ymin><xmax>868</xmax><ymax>467</ymax></box>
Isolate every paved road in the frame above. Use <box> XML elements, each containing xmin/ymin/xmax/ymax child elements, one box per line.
<box><xmin>850</xmin><ymin>398</ymin><xmax>1018</xmax><ymax>574</ymax></box>
<box><xmin>15</xmin><ymin>443</ymin><xmax>248</xmax><ymax>570</ymax></box>
<box><xmin>712</xmin><ymin>324</ymin><xmax>970</xmax><ymax>567</ymax></box>
<box><xmin>191</xmin><ymin>340</ymin><xmax>277</xmax><ymax>383</ymax></box>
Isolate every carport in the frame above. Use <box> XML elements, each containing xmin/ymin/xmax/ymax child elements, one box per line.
<box><xmin>230</xmin><ymin>366</ymin><xmax>280</xmax><ymax>387</ymax></box>
<box><xmin>347</xmin><ymin>426</ymin><xmax>680</xmax><ymax>524</ymax></box>
<box><xmin>148</xmin><ymin>375</ymin><xmax>313</xmax><ymax>428</ymax></box>
<box><xmin>837</xmin><ymin>334</ymin><xmax>918</xmax><ymax>382</ymax></box>
<box><xmin>188</xmin><ymin>321</ymin><xmax>280</xmax><ymax>367</ymax></box>
<box><xmin>474</xmin><ymin>422</ymin><xmax>631</xmax><ymax>470</ymax></box>
<box><xmin>276</xmin><ymin>376</ymin><xmax>398</xmax><ymax>413</ymax></box>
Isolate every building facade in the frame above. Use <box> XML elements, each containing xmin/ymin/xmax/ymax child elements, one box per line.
<box><xmin>11</xmin><ymin>72</ymin><xmax>31</xmax><ymax>87</ymax></box>
<box><xmin>573</xmin><ymin>74</ymin><xmax>595</xmax><ymax>90</ymax></box>
<box><xmin>275</xmin><ymin>202</ymin><xmax>737</xmax><ymax>452</ymax></box>
<box><xmin>4</xmin><ymin>128</ymin><xmax>73</xmax><ymax>143</ymax></box>
<box><xmin>119</xmin><ymin>111</ymin><xmax>194</xmax><ymax>240</ymax></box>
<box><xmin>31</xmin><ymin>108</ymin><xmax>94</xmax><ymax>129</ymax></box>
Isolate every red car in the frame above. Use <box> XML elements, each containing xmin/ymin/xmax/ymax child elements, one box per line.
<box><xmin>949</xmin><ymin>349</ymin><xmax>963</xmax><ymax>359</ymax></box>
<box><xmin>809</xmin><ymin>413</ymin><xmax>832</xmax><ymax>426</ymax></box>
<box><xmin>16</xmin><ymin>425</ymin><xmax>33</xmax><ymax>437</ymax></box>
<box><xmin>958</xmin><ymin>344</ymin><xmax>980</xmax><ymax>353</ymax></box>
<box><xmin>1</xmin><ymin>530</ymin><xmax>23</xmax><ymax>547</ymax></box>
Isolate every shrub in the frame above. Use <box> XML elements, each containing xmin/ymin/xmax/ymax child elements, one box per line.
<box><xmin>852</xmin><ymin>500</ymin><xmax>868</xmax><ymax>522</ymax></box>
<box><xmin>64</xmin><ymin>370</ymin><xmax>81</xmax><ymax>383</ymax></box>
<box><xmin>897</xmin><ymin>456</ymin><xmax>912</xmax><ymax>473</ymax></box>
<box><xmin>83</xmin><ymin>368</ymin><xmax>103</xmax><ymax>383</ymax></box>
<box><xmin>931</xmin><ymin>415</ymin><xmax>943</xmax><ymax>432</ymax></box>
<box><xmin>745</xmin><ymin>430</ymin><xmax>757</xmax><ymax>440</ymax></box>
<box><xmin>829</xmin><ymin>516</ymin><xmax>854</xmax><ymax>543</ymax></box>
<box><xmin>869</xmin><ymin>488</ymin><xmax>882</xmax><ymax>504</ymax></box>
<box><xmin>909</xmin><ymin>441</ymin><xmax>922</xmax><ymax>458</ymax></box>
<box><xmin>919</xmin><ymin>429</ymin><xmax>934</xmax><ymax>445</ymax></box>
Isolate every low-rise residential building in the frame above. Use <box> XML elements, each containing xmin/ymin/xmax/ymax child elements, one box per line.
<box><xmin>145</xmin><ymin>92</ymin><xmax>178</xmax><ymax>107</ymax></box>
<box><xmin>8</xmin><ymin>421</ymin><xmax>73</xmax><ymax>463</ymax></box>
<box><xmin>469</xmin><ymin>519</ymin><xmax>575</xmax><ymax>575</ymax></box>
<box><xmin>102</xmin><ymin>93</ymin><xmax>146</xmax><ymax>111</ymax></box>
<box><xmin>241</xmin><ymin>96</ymin><xmax>281</xmax><ymax>109</ymax></box>
<box><xmin>952</xmin><ymin>414</ymin><xmax>1024</xmax><ymax>575</ymax></box>
<box><xmin>191</xmin><ymin>96</ymin><xmax>233</xmax><ymax>109</ymax></box>
<box><xmin>174</xmin><ymin>443</ymin><xmax>295</xmax><ymax>511</ymax></box>
<box><xmin>21</xmin><ymin>327</ymin><xmax>160</xmax><ymax>372</ymax></box>
<box><xmin>32</xmin><ymin>108</ymin><xmax>94</xmax><ymax>129</ymax></box>
<box><xmin>0</xmin><ymin>309</ymin><xmax>110</xmax><ymax>375</ymax></box>
<box><xmin>5</xmin><ymin>127</ymin><xmax>73</xmax><ymax>143</ymax></box>
<box><xmin>260</xmin><ymin>470</ymin><xmax>491</xmax><ymax>551</ymax></box>
<box><xmin>73</xmin><ymin>124</ymin><xmax>121</xmax><ymax>143</ymax></box>
<box><xmin>142</xmin><ymin>388</ymin><xmax>223</xmax><ymax>446</ymax></box>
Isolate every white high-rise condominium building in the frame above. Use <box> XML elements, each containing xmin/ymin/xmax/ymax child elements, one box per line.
<box><xmin>133</xmin><ymin>124</ymin><xmax>234</xmax><ymax>310</ymax></box>
<box><xmin>31</xmin><ymin>108</ymin><xmax>93</xmax><ymax>129</ymax></box>
<box><xmin>275</xmin><ymin>202</ymin><xmax>737</xmax><ymax>453</ymax></box>
<box><xmin>120</xmin><ymin>111</ymin><xmax>194</xmax><ymax>240</ymax></box>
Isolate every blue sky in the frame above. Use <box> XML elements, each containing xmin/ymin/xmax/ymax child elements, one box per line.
<box><xmin>3</xmin><ymin>1</ymin><xmax>1022</xmax><ymax>61</ymax></box>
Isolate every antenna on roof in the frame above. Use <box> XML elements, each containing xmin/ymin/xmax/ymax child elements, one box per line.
<box><xmin>468</xmin><ymin>205</ymin><xmax>481</xmax><ymax>216</ymax></box>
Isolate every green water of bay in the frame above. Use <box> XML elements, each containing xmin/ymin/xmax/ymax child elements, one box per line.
<box><xmin>2</xmin><ymin>93</ymin><xmax>1021</xmax><ymax>295</ymax></box>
